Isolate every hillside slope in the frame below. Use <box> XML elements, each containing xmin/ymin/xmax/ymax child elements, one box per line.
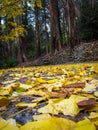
<box><xmin>18</xmin><ymin>41</ymin><xmax>98</xmax><ymax>67</ymax></box>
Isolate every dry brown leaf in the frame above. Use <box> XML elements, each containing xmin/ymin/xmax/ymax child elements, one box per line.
<box><xmin>46</xmin><ymin>91</ymin><xmax>67</xmax><ymax>98</ymax></box>
<box><xmin>78</xmin><ymin>98</ymin><xmax>96</xmax><ymax>108</ymax></box>
<box><xmin>61</xmin><ymin>87</ymin><xmax>74</xmax><ymax>95</ymax></box>
<box><xmin>0</xmin><ymin>96</ymin><xmax>10</xmax><ymax>107</ymax></box>
<box><xmin>0</xmin><ymin>106</ymin><xmax>6</xmax><ymax>111</ymax></box>
<box><xmin>63</xmin><ymin>82</ymin><xmax>85</xmax><ymax>88</ymax></box>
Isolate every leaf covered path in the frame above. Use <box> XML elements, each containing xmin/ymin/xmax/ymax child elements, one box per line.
<box><xmin>0</xmin><ymin>63</ymin><xmax>98</xmax><ymax>130</ymax></box>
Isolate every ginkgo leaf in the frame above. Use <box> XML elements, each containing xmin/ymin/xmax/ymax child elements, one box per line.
<box><xmin>5</xmin><ymin>82</ymin><xmax>32</xmax><ymax>91</ymax></box>
<box><xmin>35</xmin><ymin>78</ymin><xmax>47</xmax><ymax>83</ymax></box>
<box><xmin>94</xmin><ymin>91</ymin><xmax>98</xmax><ymax>97</ymax></box>
<box><xmin>32</xmin><ymin>97</ymin><xmax>46</xmax><ymax>103</ymax></box>
<box><xmin>20</xmin><ymin>117</ymin><xmax>76</xmax><ymax>130</ymax></box>
<box><xmin>0</xmin><ymin>118</ymin><xmax>19</xmax><ymax>130</ymax></box>
<box><xmin>0</xmin><ymin>118</ymin><xmax>8</xmax><ymax>129</ymax></box>
<box><xmin>89</xmin><ymin>112</ymin><xmax>98</xmax><ymax>119</ymax></box>
<box><xmin>0</xmin><ymin>89</ymin><xmax>11</xmax><ymax>96</ymax></box>
<box><xmin>0</xmin><ymin>96</ymin><xmax>10</xmax><ymax>107</ymax></box>
<box><xmin>83</xmin><ymin>80</ymin><xmax>98</xmax><ymax>93</ymax></box>
<box><xmin>2</xmin><ymin>122</ymin><xmax>19</xmax><ymax>130</ymax></box>
<box><xmin>73</xmin><ymin>119</ymin><xmax>96</xmax><ymax>130</ymax></box>
<box><xmin>26</xmin><ymin>89</ymin><xmax>46</xmax><ymax>97</ymax></box>
<box><xmin>38</xmin><ymin>102</ymin><xmax>59</xmax><ymax>115</ymax></box>
<box><xmin>47</xmin><ymin>79</ymin><xmax>59</xmax><ymax>84</ymax></box>
<box><xmin>79</xmin><ymin>70</ymin><xmax>86</xmax><ymax>76</ymax></box>
<box><xmin>94</xmin><ymin>120</ymin><xmax>98</xmax><ymax>127</ymax></box>
<box><xmin>38</xmin><ymin>95</ymin><xmax>80</xmax><ymax>116</ymax></box>
<box><xmin>19</xmin><ymin>83</ymin><xmax>32</xmax><ymax>90</ymax></box>
<box><xmin>33</xmin><ymin>114</ymin><xmax>51</xmax><ymax>121</ymax></box>
<box><xmin>16</xmin><ymin>102</ymin><xmax>37</xmax><ymax>108</ymax></box>
<box><xmin>7</xmin><ymin>118</ymin><xmax>17</xmax><ymax>126</ymax></box>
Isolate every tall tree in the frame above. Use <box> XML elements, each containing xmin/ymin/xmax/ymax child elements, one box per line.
<box><xmin>49</xmin><ymin>0</ymin><xmax>62</xmax><ymax>53</ymax></box>
<box><xmin>35</xmin><ymin>5</ymin><xmax>41</xmax><ymax>57</ymax></box>
<box><xmin>63</xmin><ymin>0</ymin><xmax>78</xmax><ymax>48</ymax></box>
<box><xmin>42</xmin><ymin>0</ymin><xmax>49</xmax><ymax>54</ymax></box>
<box><xmin>15</xmin><ymin>1</ymin><xmax>27</xmax><ymax>63</ymax></box>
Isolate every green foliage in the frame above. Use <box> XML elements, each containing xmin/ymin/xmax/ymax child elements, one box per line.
<box><xmin>31</xmin><ymin>0</ymin><xmax>42</xmax><ymax>8</ymax></box>
<box><xmin>0</xmin><ymin>57</ymin><xmax>18</xmax><ymax>69</ymax></box>
<box><xmin>0</xmin><ymin>0</ymin><xmax>42</xmax><ymax>43</ymax></box>
<box><xmin>0</xmin><ymin>24</ymin><xmax>25</xmax><ymax>42</ymax></box>
<box><xmin>0</xmin><ymin>0</ymin><xmax>25</xmax><ymax>42</ymax></box>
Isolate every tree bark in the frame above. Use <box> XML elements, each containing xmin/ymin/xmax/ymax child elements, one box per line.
<box><xmin>16</xmin><ymin>15</ymin><xmax>27</xmax><ymax>64</ymax></box>
<box><xmin>35</xmin><ymin>6</ymin><xmax>41</xmax><ymax>57</ymax></box>
<box><xmin>90</xmin><ymin>0</ymin><xmax>95</xmax><ymax>8</ymax></box>
<box><xmin>63</xmin><ymin>0</ymin><xmax>78</xmax><ymax>49</ymax></box>
<box><xmin>49</xmin><ymin>0</ymin><xmax>62</xmax><ymax>53</ymax></box>
<box><xmin>17</xmin><ymin>36</ymin><xmax>27</xmax><ymax>63</ymax></box>
<box><xmin>43</xmin><ymin>1</ymin><xmax>49</xmax><ymax>54</ymax></box>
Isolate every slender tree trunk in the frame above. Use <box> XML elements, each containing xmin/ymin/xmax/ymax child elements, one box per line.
<box><xmin>35</xmin><ymin>6</ymin><xmax>41</xmax><ymax>57</ymax></box>
<box><xmin>0</xmin><ymin>17</ymin><xmax>2</xmax><ymax>47</ymax></box>
<box><xmin>64</xmin><ymin>0</ymin><xmax>78</xmax><ymax>49</ymax></box>
<box><xmin>0</xmin><ymin>17</ymin><xmax>1</xmax><ymax>33</ymax></box>
<box><xmin>11</xmin><ymin>42</ymin><xmax>15</xmax><ymax>57</ymax></box>
<box><xmin>90</xmin><ymin>0</ymin><xmax>95</xmax><ymax>8</ymax></box>
<box><xmin>15</xmin><ymin>15</ymin><xmax>27</xmax><ymax>64</ymax></box>
<box><xmin>17</xmin><ymin>36</ymin><xmax>27</xmax><ymax>63</ymax></box>
<box><xmin>49</xmin><ymin>0</ymin><xmax>62</xmax><ymax>53</ymax></box>
<box><xmin>43</xmin><ymin>2</ymin><xmax>49</xmax><ymax>54</ymax></box>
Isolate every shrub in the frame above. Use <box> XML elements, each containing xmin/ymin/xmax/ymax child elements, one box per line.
<box><xmin>0</xmin><ymin>57</ymin><xmax>18</xmax><ymax>69</ymax></box>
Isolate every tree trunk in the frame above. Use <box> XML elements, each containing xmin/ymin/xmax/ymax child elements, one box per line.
<box><xmin>90</xmin><ymin>0</ymin><xmax>95</xmax><ymax>8</ymax></box>
<box><xmin>0</xmin><ymin>17</ymin><xmax>1</xmax><ymax>32</ymax></box>
<box><xmin>17</xmin><ymin>36</ymin><xmax>27</xmax><ymax>63</ymax></box>
<box><xmin>64</xmin><ymin>0</ymin><xmax>78</xmax><ymax>49</ymax></box>
<box><xmin>15</xmin><ymin>15</ymin><xmax>27</xmax><ymax>64</ymax></box>
<box><xmin>43</xmin><ymin>1</ymin><xmax>49</xmax><ymax>54</ymax></box>
<box><xmin>49</xmin><ymin>0</ymin><xmax>62</xmax><ymax>53</ymax></box>
<box><xmin>35</xmin><ymin>6</ymin><xmax>41</xmax><ymax>57</ymax></box>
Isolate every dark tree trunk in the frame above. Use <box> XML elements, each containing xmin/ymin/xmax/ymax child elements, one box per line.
<box><xmin>35</xmin><ymin>6</ymin><xmax>41</xmax><ymax>57</ymax></box>
<box><xmin>49</xmin><ymin>0</ymin><xmax>62</xmax><ymax>53</ymax></box>
<box><xmin>63</xmin><ymin>0</ymin><xmax>78</xmax><ymax>49</ymax></box>
<box><xmin>0</xmin><ymin>17</ymin><xmax>1</xmax><ymax>33</ymax></box>
<box><xmin>43</xmin><ymin>1</ymin><xmax>49</xmax><ymax>54</ymax></box>
<box><xmin>14</xmin><ymin>1</ymin><xmax>28</xmax><ymax>64</ymax></box>
<box><xmin>17</xmin><ymin>36</ymin><xmax>27</xmax><ymax>63</ymax></box>
<box><xmin>90</xmin><ymin>0</ymin><xmax>95</xmax><ymax>8</ymax></box>
<box><xmin>16</xmin><ymin>15</ymin><xmax>27</xmax><ymax>64</ymax></box>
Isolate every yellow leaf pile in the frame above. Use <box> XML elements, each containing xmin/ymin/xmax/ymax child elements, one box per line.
<box><xmin>0</xmin><ymin>63</ymin><xmax>98</xmax><ymax>129</ymax></box>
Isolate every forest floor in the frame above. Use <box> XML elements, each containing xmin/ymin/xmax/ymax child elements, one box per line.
<box><xmin>0</xmin><ymin>63</ymin><xmax>98</xmax><ymax>130</ymax></box>
<box><xmin>0</xmin><ymin>42</ymin><xmax>98</xmax><ymax>130</ymax></box>
<box><xmin>18</xmin><ymin>41</ymin><xmax>98</xmax><ymax>67</ymax></box>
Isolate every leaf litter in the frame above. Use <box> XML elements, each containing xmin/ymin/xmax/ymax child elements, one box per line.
<box><xmin>0</xmin><ymin>63</ymin><xmax>98</xmax><ymax>129</ymax></box>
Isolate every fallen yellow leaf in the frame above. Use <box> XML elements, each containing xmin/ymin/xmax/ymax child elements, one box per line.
<box><xmin>16</xmin><ymin>102</ymin><xmax>37</xmax><ymax>108</ymax></box>
<box><xmin>73</xmin><ymin>119</ymin><xmax>96</xmax><ymax>130</ymax></box>
<box><xmin>0</xmin><ymin>118</ymin><xmax>19</xmax><ymax>130</ymax></box>
<box><xmin>20</xmin><ymin>117</ymin><xmax>76</xmax><ymax>130</ymax></box>
<box><xmin>33</xmin><ymin>114</ymin><xmax>51</xmax><ymax>121</ymax></box>
<box><xmin>38</xmin><ymin>95</ymin><xmax>80</xmax><ymax>116</ymax></box>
